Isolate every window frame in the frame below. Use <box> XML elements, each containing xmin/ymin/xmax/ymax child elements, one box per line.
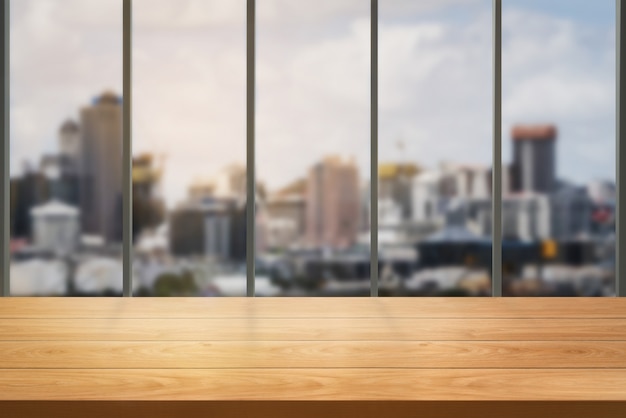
<box><xmin>0</xmin><ymin>0</ymin><xmax>623</xmax><ymax>297</ymax></box>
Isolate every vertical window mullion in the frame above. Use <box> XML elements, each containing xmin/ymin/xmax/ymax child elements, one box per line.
<box><xmin>492</xmin><ymin>0</ymin><xmax>503</xmax><ymax>297</ymax></box>
<box><xmin>1</xmin><ymin>0</ymin><xmax>8</xmax><ymax>297</ymax></box>
<box><xmin>122</xmin><ymin>0</ymin><xmax>132</xmax><ymax>297</ymax></box>
<box><xmin>371</xmin><ymin>0</ymin><xmax>378</xmax><ymax>297</ymax></box>
<box><xmin>246</xmin><ymin>0</ymin><xmax>256</xmax><ymax>297</ymax></box>
<box><xmin>618</xmin><ymin>0</ymin><xmax>625</xmax><ymax>297</ymax></box>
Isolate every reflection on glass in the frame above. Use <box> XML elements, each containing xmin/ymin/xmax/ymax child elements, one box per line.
<box><xmin>132</xmin><ymin>0</ymin><xmax>248</xmax><ymax>296</ymax></box>
<box><xmin>502</xmin><ymin>0</ymin><xmax>615</xmax><ymax>296</ymax></box>
<box><xmin>378</xmin><ymin>0</ymin><xmax>493</xmax><ymax>296</ymax></box>
<box><xmin>10</xmin><ymin>0</ymin><xmax>123</xmax><ymax>296</ymax></box>
<box><xmin>256</xmin><ymin>0</ymin><xmax>370</xmax><ymax>296</ymax></box>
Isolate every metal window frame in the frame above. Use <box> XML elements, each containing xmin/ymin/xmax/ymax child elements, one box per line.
<box><xmin>246</xmin><ymin>0</ymin><xmax>256</xmax><ymax>297</ymax></box>
<box><xmin>492</xmin><ymin>0</ymin><xmax>503</xmax><ymax>297</ymax></box>
<box><xmin>371</xmin><ymin>0</ymin><xmax>379</xmax><ymax>297</ymax></box>
<box><xmin>1</xmin><ymin>0</ymin><xmax>8</xmax><ymax>297</ymax></box>
<box><xmin>0</xmin><ymin>0</ymin><xmax>622</xmax><ymax>298</ymax></box>
<box><xmin>123</xmin><ymin>0</ymin><xmax>132</xmax><ymax>297</ymax></box>
<box><xmin>618</xmin><ymin>0</ymin><xmax>625</xmax><ymax>297</ymax></box>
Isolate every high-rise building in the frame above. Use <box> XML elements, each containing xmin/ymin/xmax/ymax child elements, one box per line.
<box><xmin>169</xmin><ymin>197</ymin><xmax>246</xmax><ymax>261</ymax></box>
<box><xmin>550</xmin><ymin>185</ymin><xmax>592</xmax><ymax>240</ymax></box>
<box><xmin>511</xmin><ymin>124</ymin><xmax>557</xmax><ymax>194</ymax></box>
<box><xmin>79</xmin><ymin>91</ymin><xmax>123</xmax><ymax>243</ymax></box>
<box><xmin>59</xmin><ymin>119</ymin><xmax>81</xmax><ymax>159</ymax></box>
<box><xmin>10</xmin><ymin>169</ymin><xmax>51</xmax><ymax>239</ymax></box>
<box><xmin>305</xmin><ymin>156</ymin><xmax>361</xmax><ymax>249</ymax></box>
<box><xmin>40</xmin><ymin>120</ymin><xmax>82</xmax><ymax>206</ymax></box>
<box><xmin>169</xmin><ymin>165</ymin><xmax>248</xmax><ymax>261</ymax></box>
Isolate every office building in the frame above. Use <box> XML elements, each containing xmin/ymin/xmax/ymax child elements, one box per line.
<box><xmin>511</xmin><ymin>124</ymin><xmax>557</xmax><ymax>194</ymax></box>
<box><xmin>10</xmin><ymin>170</ymin><xmax>51</xmax><ymax>239</ymax></box>
<box><xmin>413</xmin><ymin>163</ymin><xmax>490</xmax><ymax>225</ymax></box>
<box><xmin>502</xmin><ymin>193</ymin><xmax>551</xmax><ymax>241</ymax></box>
<box><xmin>305</xmin><ymin>156</ymin><xmax>361</xmax><ymax>249</ymax></box>
<box><xmin>169</xmin><ymin>197</ymin><xmax>246</xmax><ymax>261</ymax></box>
<box><xmin>550</xmin><ymin>185</ymin><xmax>592</xmax><ymax>241</ymax></box>
<box><xmin>169</xmin><ymin>167</ymin><xmax>248</xmax><ymax>261</ymax></box>
<box><xmin>79</xmin><ymin>91</ymin><xmax>123</xmax><ymax>243</ymax></box>
<box><xmin>59</xmin><ymin>119</ymin><xmax>81</xmax><ymax>159</ymax></box>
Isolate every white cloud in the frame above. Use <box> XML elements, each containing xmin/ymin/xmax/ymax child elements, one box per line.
<box><xmin>377</xmin><ymin>3</ymin><xmax>493</xmax><ymax>168</ymax></box>
<box><xmin>133</xmin><ymin>0</ymin><xmax>245</xmax><ymax>29</ymax></box>
<box><xmin>505</xmin><ymin>73</ymin><xmax>611</xmax><ymax>119</ymax></box>
<box><xmin>8</xmin><ymin>0</ymin><xmax>616</xmax><ymax>209</ymax></box>
<box><xmin>501</xmin><ymin>8</ymin><xmax>615</xmax><ymax>183</ymax></box>
<box><xmin>10</xmin><ymin>0</ymin><xmax>122</xmax><ymax>174</ymax></box>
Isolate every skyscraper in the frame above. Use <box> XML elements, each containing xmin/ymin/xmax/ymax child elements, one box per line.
<box><xmin>59</xmin><ymin>119</ymin><xmax>81</xmax><ymax>159</ymax></box>
<box><xmin>79</xmin><ymin>91</ymin><xmax>123</xmax><ymax>243</ymax></box>
<box><xmin>305</xmin><ymin>156</ymin><xmax>361</xmax><ymax>249</ymax></box>
<box><xmin>511</xmin><ymin>124</ymin><xmax>557</xmax><ymax>194</ymax></box>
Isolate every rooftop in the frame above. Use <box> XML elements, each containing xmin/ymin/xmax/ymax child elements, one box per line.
<box><xmin>512</xmin><ymin>124</ymin><xmax>558</xmax><ymax>141</ymax></box>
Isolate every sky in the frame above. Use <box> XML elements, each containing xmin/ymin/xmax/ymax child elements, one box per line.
<box><xmin>9</xmin><ymin>0</ymin><xmax>616</xmax><ymax>208</ymax></box>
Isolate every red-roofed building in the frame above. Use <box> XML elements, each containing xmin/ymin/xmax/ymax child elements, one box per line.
<box><xmin>510</xmin><ymin>124</ymin><xmax>557</xmax><ymax>194</ymax></box>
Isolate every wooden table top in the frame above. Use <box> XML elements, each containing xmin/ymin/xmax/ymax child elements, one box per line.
<box><xmin>1</xmin><ymin>297</ymin><xmax>625</xmax><ymax>405</ymax></box>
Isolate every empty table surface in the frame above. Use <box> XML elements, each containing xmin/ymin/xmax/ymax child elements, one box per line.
<box><xmin>1</xmin><ymin>297</ymin><xmax>625</xmax><ymax>417</ymax></box>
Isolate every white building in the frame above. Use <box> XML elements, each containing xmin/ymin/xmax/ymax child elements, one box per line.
<box><xmin>30</xmin><ymin>200</ymin><xmax>80</xmax><ymax>255</ymax></box>
<box><xmin>502</xmin><ymin>193</ymin><xmax>551</xmax><ymax>241</ymax></box>
<box><xmin>412</xmin><ymin>163</ymin><xmax>490</xmax><ymax>226</ymax></box>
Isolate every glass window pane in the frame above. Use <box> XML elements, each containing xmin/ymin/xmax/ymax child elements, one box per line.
<box><xmin>132</xmin><ymin>0</ymin><xmax>247</xmax><ymax>296</ymax></box>
<box><xmin>502</xmin><ymin>0</ymin><xmax>615</xmax><ymax>296</ymax></box>
<box><xmin>379</xmin><ymin>0</ymin><xmax>493</xmax><ymax>296</ymax></box>
<box><xmin>10</xmin><ymin>0</ymin><xmax>123</xmax><ymax>296</ymax></box>
<box><xmin>256</xmin><ymin>0</ymin><xmax>371</xmax><ymax>296</ymax></box>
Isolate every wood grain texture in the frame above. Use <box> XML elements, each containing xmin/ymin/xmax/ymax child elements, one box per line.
<box><xmin>1</xmin><ymin>297</ymin><xmax>626</xmax><ymax>410</ymax></box>
<box><xmin>2</xmin><ymin>340</ymin><xmax>626</xmax><ymax>369</ymax></box>
<box><xmin>2</xmin><ymin>297</ymin><xmax>626</xmax><ymax>318</ymax></box>
<box><xmin>2</xmin><ymin>369</ymin><xmax>626</xmax><ymax>401</ymax></box>
<box><xmin>2</xmin><ymin>317</ymin><xmax>626</xmax><ymax>341</ymax></box>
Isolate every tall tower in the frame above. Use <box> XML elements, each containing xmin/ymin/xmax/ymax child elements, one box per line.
<box><xmin>305</xmin><ymin>156</ymin><xmax>361</xmax><ymax>249</ymax></box>
<box><xmin>51</xmin><ymin>119</ymin><xmax>82</xmax><ymax>206</ymax></box>
<box><xmin>511</xmin><ymin>124</ymin><xmax>557</xmax><ymax>194</ymax></box>
<box><xmin>59</xmin><ymin>119</ymin><xmax>81</xmax><ymax>159</ymax></box>
<box><xmin>79</xmin><ymin>91</ymin><xmax>123</xmax><ymax>243</ymax></box>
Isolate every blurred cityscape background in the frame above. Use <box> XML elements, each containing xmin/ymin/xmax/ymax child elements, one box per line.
<box><xmin>8</xmin><ymin>0</ymin><xmax>616</xmax><ymax>297</ymax></box>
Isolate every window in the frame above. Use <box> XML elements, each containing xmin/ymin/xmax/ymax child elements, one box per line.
<box><xmin>502</xmin><ymin>0</ymin><xmax>615</xmax><ymax>296</ymax></box>
<box><xmin>8</xmin><ymin>0</ymin><xmax>123</xmax><ymax>296</ymax></box>
<box><xmin>132</xmin><ymin>0</ymin><xmax>247</xmax><ymax>297</ymax></box>
<box><xmin>256</xmin><ymin>0</ymin><xmax>370</xmax><ymax>296</ymax></box>
<box><xmin>379</xmin><ymin>0</ymin><xmax>493</xmax><ymax>297</ymax></box>
<box><xmin>1</xmin><ymin>0</ymin><xmax>623</xmax><ymax>297</ymax></box>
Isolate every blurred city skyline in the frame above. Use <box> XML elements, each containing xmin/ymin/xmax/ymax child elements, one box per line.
<box><xmin>9</xmin><ymin>0</ymin><xmax>616</xmax><ymax>209</ymax></box>
<box><xmin>7</xmin><ymin>0</ymin><xmax>617</xmax><ymax>297</ymax></box>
